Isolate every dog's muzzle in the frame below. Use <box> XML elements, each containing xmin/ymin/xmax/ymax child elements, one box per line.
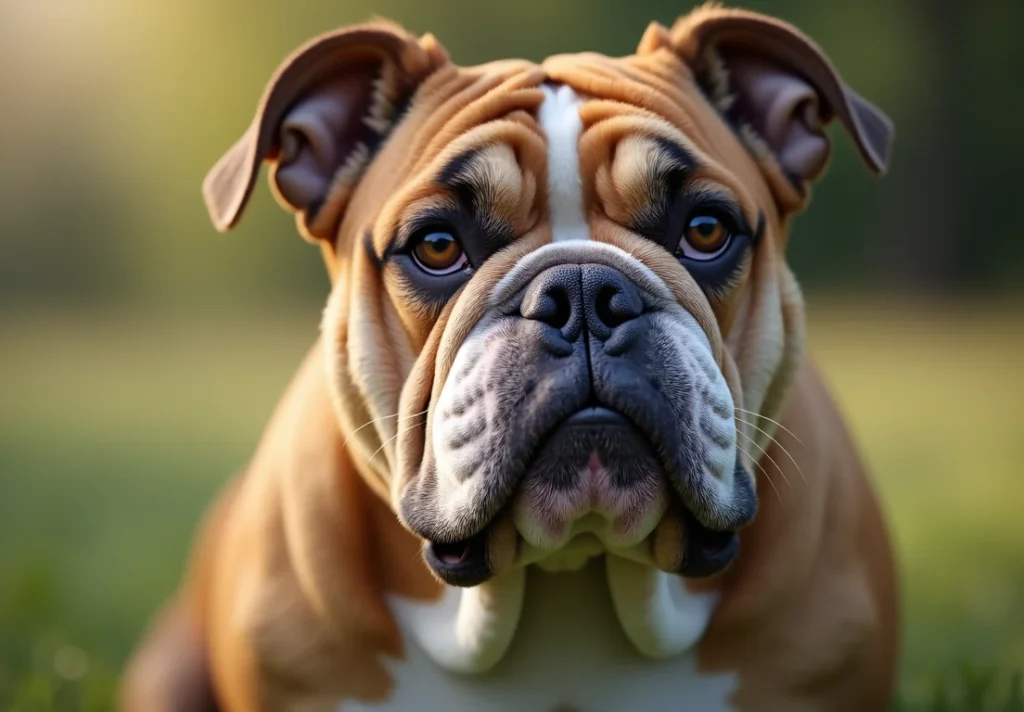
<box><xmin>400</xmin><ymin>243</ymin><xmax>757</xmax><ymax>587</ymax></box>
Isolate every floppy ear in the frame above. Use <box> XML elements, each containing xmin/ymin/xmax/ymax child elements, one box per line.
<box><xmin>641</xmin><ymin>7</ymin><xmax>893</xmax><ymax>211</ymax></box>
<box><xmin>202</xmin><ymin>22</ymin><xmax>448</xmax><ymax>241</ymax></box>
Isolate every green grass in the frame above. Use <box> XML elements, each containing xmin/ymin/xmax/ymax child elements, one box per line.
<box><xmin>1</xmin><ymin>302</ymin><xmax>1022</xmax><ymax>710</ymax></box>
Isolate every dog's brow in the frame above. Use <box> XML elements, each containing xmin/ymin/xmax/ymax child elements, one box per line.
<box><xmin>364</xmin><ymin>229</ymin><xmax>383</xmax><ymax>269</ymax></box>
<box><xmin>752</xmin><ymin>210</ymin><xmax>766</xmax><ymax>246</ymax></box>
<box><xmin>435</xmin><ymin>148</ymin><xmax>495</xmax><ymax>220</ymax></box>
<box><xmin>652</xmin><ymin>136</ymin><xmax>699</xmax><ymax>172</ymax></box>
<box><xmin>431</xmin><ymin>147</ymin><xmax>519</xmax><ymax>250</ymax></box>
<box><xmin>437</xmin><ymin>149</ymin><xmax>482</xmax><ymax>189</ymax></box>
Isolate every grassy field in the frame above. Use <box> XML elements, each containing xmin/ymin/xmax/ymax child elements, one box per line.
<box><xmin>1</xmin><ymin>302</ymin><xmax>1022</xmax><ymax>710</ymax></box>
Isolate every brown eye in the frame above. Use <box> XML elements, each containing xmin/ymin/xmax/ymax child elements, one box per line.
<box><xmin>411</xmin><ymin>230</ymin><xmax>468</xmax><ymax>275</ymax></box>
<box><xmin>680</xmin><ymin>214</ymin><xmax>731</xmax><ymax>260</ymax></box>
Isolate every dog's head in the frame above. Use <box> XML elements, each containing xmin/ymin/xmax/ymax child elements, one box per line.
<box><xmin>205</xmin><ymin>3</ymin><xmax>890</xmax><ymax>636</ymax></box>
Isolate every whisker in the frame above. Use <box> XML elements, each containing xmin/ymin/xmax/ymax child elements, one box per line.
<box><xmin>736</xmin><ymin>428</ymin><xmax>791</xmax><ymax>488</ymax></box>
<box><xmin>733</xmin><ymin>407</ymin><xmax>804</xmax><ymax>446</ymax></box>
<box><xmin>735</xmin><ymin>416</ymin><xmax>807</xmax><ymax>485</ymax></box>
<box><xmin>367</xmin><ymin>418</ymin><xmax>427</xmax><ymax>467</ymax></box>
<box><xmin>735</xmin><ymin>441</ymin><xmax>782</xmax><ymax>503</ymax></box>
<box><xmin>342</xmin><ymin>407</ymin><xmax>431</xmax><ymax>450</ymax></box>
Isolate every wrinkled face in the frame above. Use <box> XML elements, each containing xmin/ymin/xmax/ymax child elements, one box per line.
<box><xmin>205</xmin><ymin>13</ymin><xmax>890</xmax><ymax>592</ymax></box>
<box><xmin>329</xmin><ymin>56</ymin><xmax>790</xmax><ymax>588</ymax></box>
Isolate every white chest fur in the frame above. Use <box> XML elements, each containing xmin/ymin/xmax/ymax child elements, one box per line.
<box><xmin>341</xmin><ymin>561</ymin><xmax>736</xmax><ymax>712</ymax></box>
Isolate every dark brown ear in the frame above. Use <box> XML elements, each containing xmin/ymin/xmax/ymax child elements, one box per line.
<box><xmin>202</xmin><ymin>22</ymin><xmax>447</xmax><ymax>241</ymax></box>
<box><xmin>650</xmin><ymin>7</ymin><xmax>893</xmax><ymax>209</ymax></box>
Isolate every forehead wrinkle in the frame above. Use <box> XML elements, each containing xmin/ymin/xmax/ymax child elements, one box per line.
<box><xmin>441</xmin><ymin>143</ymin><xmax>526</xmax><ymax>229</ymax></box>
<box><xmin>546</xmin><ymin>52</ymin><xmax>775</xmax><ymax>223</ymax></box>
<box><xmin>372</xmin><ymin>119</ymin><xmax>547</xmax><ymax>258</ymax></box>
<box><xmin>411</xmin><ymin>69</ymin><xmax>546</xmax><ymax>176</ymax></box>
<box><xmin>610</xmin><ymin>135</ymin><xmax>686</xmax><ymax>221</ymax></box>
<box><xmin>628</xmin><ymin>126</ymin><xmax>762</xmax><ymax>229</ymax></box>
<box><xmin>545</xmin><ymin>55</ymin><xmax>715</xmax><ymax>150</ymax></box>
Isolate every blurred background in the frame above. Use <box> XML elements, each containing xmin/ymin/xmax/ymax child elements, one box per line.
<box><xmin>1</xmin><ymin>0</ymin><xmax>1022</xmax><ymax>709</ymax></box>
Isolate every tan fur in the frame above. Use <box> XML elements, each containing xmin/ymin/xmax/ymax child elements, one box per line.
<box><xmin>124</xmin><ymin>6</ymin><xmax>897</xmax><ymax>710</ymax></box>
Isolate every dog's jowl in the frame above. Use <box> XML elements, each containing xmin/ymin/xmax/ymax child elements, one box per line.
<box><xmin>123</xmin><ymin>6</ymin><xmax>898</xmax><ymax>712</ymax></box>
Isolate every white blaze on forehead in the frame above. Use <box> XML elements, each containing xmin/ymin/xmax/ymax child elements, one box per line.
<box><xmin>538</xmin><ymin>84</ymin><xmax>589</xmax><ymax>242</ymax></box>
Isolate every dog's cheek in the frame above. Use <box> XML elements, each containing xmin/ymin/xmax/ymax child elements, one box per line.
<box><xmin>643</xmin><ymin>319</ymin><xmax>708</xmax><ymax>478</ymax></box>
<box><xmin>723</xmin><ymin>245</ymin><xmax>802</xmax><ymax>452</ymax></box>
<box><xmin>394</xmin><ymin>319</ymin><xmax>447</xmax><ymax>505</ymax></box>
<box><xmin>431</xmin><ymin>336</ymin><xmax>493</xmax><ymax>487</ymax></box>
<box><xmin>321</xmin><ymin>279</ymin><xmax>393</xmax><ymax>499</ymax></box>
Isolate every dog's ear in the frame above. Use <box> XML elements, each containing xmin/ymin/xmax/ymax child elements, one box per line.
<box><xmin>641</xmin><ymin>7</ymin><xmax>893</xmax><ymax>210</ymax></box>
<box><xmin>203</xmin><ymin>23</ymin><xmax>448</xmax><ymax>241</ymax></box>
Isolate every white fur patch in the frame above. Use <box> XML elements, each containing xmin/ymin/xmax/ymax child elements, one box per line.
<box><xmin>342</xmin><ymin>561</ymin><xmax>736</xmax><ymax>711</ymax></box>
<box><xmin>388</xmin><ymin>570</ymin><xmax>525</xmax><ymax>675</ymax></box>
<box><xmin>538</xmin><ymin>84</ymin><xmax>590</xmax><ymax>242</ymax></box>
<box><xmin>606</xmin><ymin>555</ymin><xmax>720</xmax><ymax>659</ymax></box>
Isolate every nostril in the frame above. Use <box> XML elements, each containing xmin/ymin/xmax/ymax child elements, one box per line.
<box><xmin>595</xmin><ymin>286</ymin><xmax>637</xmax><ymax>329</ymax></box>
<box><xmin>523</xmin><ymin>285</ymin><xmax>573</xmax><ymax>330</ymax></box>
<box><xmin>548</xmin><ymin>288</ymin><xmax>572</xmax><ymax>330</ymax></box>
<box><xmin>552</xmin><ymin>288</ymin><xmax>577</xmax><ymax>329</ymax></box>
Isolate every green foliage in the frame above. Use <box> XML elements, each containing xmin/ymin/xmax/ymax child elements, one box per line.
<box><xmin>893</xmin><ymin>667</ymin><xmax>1024</xmax><ymax>712</ymax></box>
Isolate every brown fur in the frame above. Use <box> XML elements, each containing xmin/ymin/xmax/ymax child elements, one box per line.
<box><xmin>123</xmin><ymin>6</ymin><xmax>897</xmax><ymax>710</ymax></box>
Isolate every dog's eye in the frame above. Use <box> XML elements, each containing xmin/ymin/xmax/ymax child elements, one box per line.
<box><xmin>679</xmin><ymin>214</ymin><xmax>731</xmax><ymax>260</ymax></box>
<box><xmin>411</xmin><ymin>230</ymin><xmax>469</xmax><ymax>275</ymax></box>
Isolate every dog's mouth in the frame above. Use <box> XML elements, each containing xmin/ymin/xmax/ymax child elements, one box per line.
<box><xmin>420</xmin><ymin>402</ymin><xmax>745</xmax><ymax>587</ymax></box>
<box><xmin>676</xmin><ymin>506</ymin><xmax>740</xmax><ymax>577</ymax></box>
<box><xmin>423</xmin><ymin>529</ymin><xmax>493</xmax><ymax>588</ymax></box>
<box><xmin>421</xmin><ymin>511</ymin><xmax>740</xmax><ymax>587</ymax></box>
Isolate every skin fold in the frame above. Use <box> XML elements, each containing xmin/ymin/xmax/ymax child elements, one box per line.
<box><xmin>122</xmin><ymin>6</ymin><xmax>898</xmax><ymax>711</ymax></box>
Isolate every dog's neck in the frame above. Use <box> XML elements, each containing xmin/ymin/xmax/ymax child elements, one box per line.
<box><xmin>385</xmin><ymin>555</ymin><xmax>724</xmax><ymax>674</ymax></box>
<box><xmin>317</xmin><ymin>533</ymin><xmax>739</xmax><ymax>711</ymax></box>
<box><xmin>358</xmin><ymin>455</ymin><xmax>725</xmax><ymax>675</ymax></box>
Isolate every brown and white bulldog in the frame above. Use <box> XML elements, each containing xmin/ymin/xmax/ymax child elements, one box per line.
<box><xmin>122</xmin><ymin>6</ymin><xmax>899</xmax><ymax>711</ymax></box>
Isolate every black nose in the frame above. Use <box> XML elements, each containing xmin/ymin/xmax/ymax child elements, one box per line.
<box><xmin>519</xmin><ymin>264</ymin><xmax>643</xmax><ymax>341</ymax></box>
<box><xmin>584</xmin><ymin>264</ymin><xmax>644</xmax><ymax>338</ymax></box>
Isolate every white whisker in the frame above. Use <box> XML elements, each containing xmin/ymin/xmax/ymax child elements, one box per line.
<box><xmin>737</xmin><ymin>415</ymin><xmax>806</xmax><ymax>487</ymax></box>
<box><xmin>736</xmin><ymin>440</ymin><xmax>782</xmax><ymax>503</ymax></box>
<box><xmin>342</xmin><ymin>407</ymin><xmax>431</xmax><ymax>450</ymax></box>
<box><xmin>736</xmin><ymin>428</ymin><xmax>790</xmax><ymax>488</ymax></box>
<box><xmin>367</xmin><ymin>418</ymin><xmax>427</xmax><ymax>467</ymax></box>
<box><xmin>733</xmin><ymin>407</ymin><xmax>804</xmax><ymax>446</ymax></box>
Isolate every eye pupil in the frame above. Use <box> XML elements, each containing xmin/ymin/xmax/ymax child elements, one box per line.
<box><xmin>427</xmin><ymin>235</ymin><xmax>451</xmax><ymax>252</ymax></box>
<box><xmin>412</xmin><ymin>229</ymin><xmax>466</xmax><ymax>274</ymax></box>
<box><xmin>680</xmin><ymin>213</ymin><xmax>730</xmax><ymax>258</ymax></box>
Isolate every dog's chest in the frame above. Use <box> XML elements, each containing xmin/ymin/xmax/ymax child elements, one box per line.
<box><xmin>341</xmin><ymin>563</ymin><xmax>736</xmax><ymax>712</ymax></box>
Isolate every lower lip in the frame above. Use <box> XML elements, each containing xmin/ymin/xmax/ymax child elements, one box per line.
<box><xmin>564</xmin><ymin>407</ymin><xmax>630</xmax><ymax>428</ymax></box>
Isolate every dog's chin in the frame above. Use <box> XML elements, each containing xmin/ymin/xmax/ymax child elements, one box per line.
<box><xmin>510</xmin><ymin>407</ymin><xmax>669</xmax><ymax>557</ymax></box>
<box><xmin>420</xmin><ymin>407</ymin><xmax>744</xmax><ymax>586</ymax></box>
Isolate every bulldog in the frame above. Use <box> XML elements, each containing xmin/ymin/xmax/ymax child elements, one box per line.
<box><xmin>123</xmin><ymin>5</ymin><xmax>898</xmax><ymax>711</ymax></box>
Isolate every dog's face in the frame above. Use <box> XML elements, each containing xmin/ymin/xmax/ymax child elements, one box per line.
<box><xmin>205</xmin><ymin>10</ymin><xmax>890</xmax><ymax>589</ymax></box>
